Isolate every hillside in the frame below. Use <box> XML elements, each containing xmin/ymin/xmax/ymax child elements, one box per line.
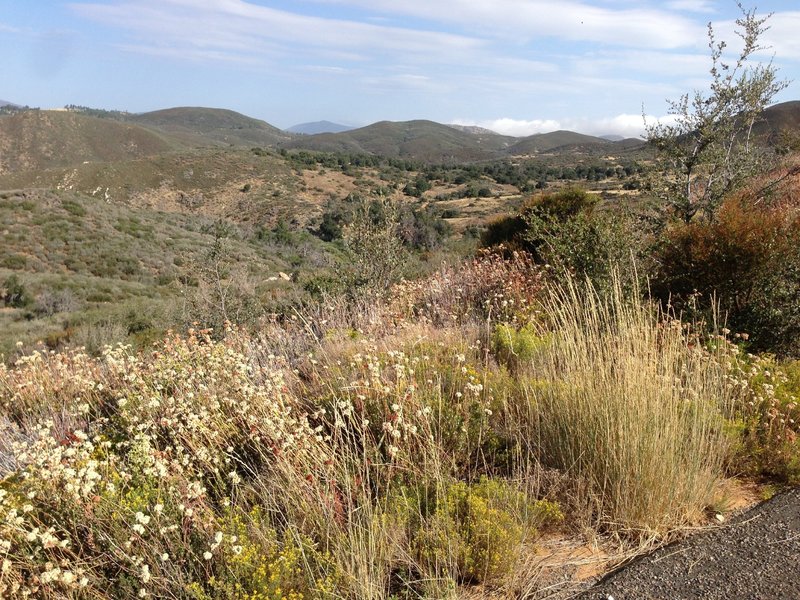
<box><xmin>132</xmin><ymin>107</ymin><xmax>293</xmax><ymax>147</ymax></box>
<box><xmin>0</xmin><ymin>110</ymin><xmax>179</xmax><ymax>174</ymax></box>
<box><xmin>0</xmin><ymin>187</ymin><xmax>338</xmax><ymax>357</ymax></box>
<box><xmin>754</xmin><ymin>100</ymin><xmax>800</xmax><ymax>141</ymax></box>
<box><xmin>507</xmin><ymin>130</ymin><xmax>613</xmax><ymax>155</ymax></box>
<box><xmin>282</xmin><ymin>119</ymin><xmax>516</xmax><ymax>163</ymax></box>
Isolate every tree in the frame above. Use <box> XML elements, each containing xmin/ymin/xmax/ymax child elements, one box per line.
<box><xmin>645</xmin><ymin>3</ymin><xmax>788</xmax><ymax>223</ymax></box>
<box><xmin>342</xmin><ymin>198</ymin><xmax>408</xmax><ymax>295</ymax></box>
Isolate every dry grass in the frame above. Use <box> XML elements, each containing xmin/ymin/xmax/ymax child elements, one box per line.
<box><xmin>0</xmin><ymin>255</ymin><xmax>794</xmax><ymax>598</ymax></box>
<box><xmin>526</xmin><ymin>276</ymin><xmax>738</xmax><ymax>536</ymax></box>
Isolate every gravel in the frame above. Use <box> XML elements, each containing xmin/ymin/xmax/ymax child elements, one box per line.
<box><xmin>575</xmin><ymin>487</ymin><xmax>800</xmax><ymax>600</ymax></box>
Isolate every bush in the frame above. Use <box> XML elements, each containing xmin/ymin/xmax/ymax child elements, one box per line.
<box><xmin>492</xmin><ymin>323</ymin><xmax>549</xmax><ymax>371</ymax></box>
<box><xmin>481</xmin><ymin>188</ymin><xmax>645</xmax><ymax>292</ymax></box>
<box><xmin>397</xmin><ymin>478</ymin><xmax>561</xmax><ymax>587</ymax></box>
<box><xmin>652</xmin><ymin>189</ymin><xmax>800</xmax><ymax>355</ymax></box>
<box><xmin>1</xmin><ymin>274</ymin><xmax>31</xmax><ymax>308</ymax></box>
<box><xmin>727</xmin><ymin>353</ymin><xmax>800</xmax><ymax>484</ymax></box>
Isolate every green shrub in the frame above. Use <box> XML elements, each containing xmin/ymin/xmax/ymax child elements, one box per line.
<box><xmin>481</xmin><ymin>188</ymin><xmax>645</xmax><ymax>292</ymax></box>
<box><xmin>2</xmin><ymin>274</ymin><xmax>31</xmax><ymax>308</ymax></box>
<box><xmin>492</xmin><ymin>323</ymin><xmax>548</xmax><ymax>370</ymax></box>
<box><xmin>396</xmin><ymin>478</ymin><xmax>561</xmax><ymax>587</ymax></box>
<box><xmin>1</xmin><ymin>253</ymin><xmax>27</xmax><ymax>269</ymax></box>
<box><xmin>190</xmin><ymin>508</ymin><xmax>340</xmax><ymax>600</ymax></box>
<box><xmin>728</xmin><ymin>353</ymin><xmax>800</xmax><ymax>484</ymax></box>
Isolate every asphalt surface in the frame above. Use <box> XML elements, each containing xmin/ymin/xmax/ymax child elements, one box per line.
<box><xmin>576</xmin><ymin>487</ymin><xmax>800</xmax><ymax>600</ymax></box>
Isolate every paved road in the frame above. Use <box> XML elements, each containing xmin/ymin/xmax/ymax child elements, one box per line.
<box><xmin>576</xmin><ymin>487</ymin><xmax>800</xmax><ymax>600</ymax></box>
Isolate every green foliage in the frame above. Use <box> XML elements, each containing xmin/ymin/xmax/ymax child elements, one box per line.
<box><xmin>481</xmin><ymin>187</ymin><xmax>644</xmax><ymax>292</ymax></box>
<box><xmin>396</xmin><ymin>479</ymin><xmax>561</xmax><ymax>586</ymax></box>
<box><xmin>341</xmin><ymin>198</ymin><xmax>409</xmax><ymax>295</ymax></box>
<box><xmin>492</xmin><ymin>323</ymin><xmax>549</xmax><ymax>370</ymax></box>
<box><xmin>2</xmin><ymin>274</ymin><xmax>31</xmax><ymax>308</ymax></box>
<box><xmin>645</xmin><ymin>4</ymin><xmax>787</xmax><ymax>223</ymax></box>
<box><xmin>728</xmin><ymin>353</ymin><xmax>800</xmax><ymax>484</ymax></box>
<box><xmin>192</xmin><ymin>508</ymin><xmax>339</xmax><ymax>600</ymax></box>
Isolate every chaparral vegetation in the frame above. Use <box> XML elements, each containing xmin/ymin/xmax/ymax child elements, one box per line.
<box><xmin>1</xmin><ymin>5</ymin><xmax>799</xmax><ymax>599</ymax></box>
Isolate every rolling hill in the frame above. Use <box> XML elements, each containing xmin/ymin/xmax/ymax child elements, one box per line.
<box><xmin>0</xmin><ymin>110</ymin><xmax>179</xmax><ymax>174</ymax></box>
<box><xmin>132</xmin><ymin>107</ymin><xmax>293</xmax><ymax>147</ymax></box>
<box><xmin>753</xmin><ymin>100</ymin><xmax>800</xmax><ymax>141</ymax></box>
<box><xmin>282</xmin><ymin>119</ymin><xmax>516</xmax><ymax>163</ymax></box>
<box><xmin>507</xmin><ymin>130</ymin><xmax>614</xmax><ymax>155</ymax></box>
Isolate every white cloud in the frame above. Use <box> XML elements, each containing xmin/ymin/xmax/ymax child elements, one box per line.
<box><xmin>69</xmin><ymin>0</ymin><xmax>485</xmax><ymax>65</ymax></box>
<box><xmin>452</xmin><ymin>113</ymin><xmax>680</xmax><ymax>138</ymax></box>
<box><xmin>451</xmin><ymin>117</ymin><xmax>562</xmax><ymax>136</ymax></box>
<box><xmin>307</xmin><ymin>0</ymin><xmax>705</xmax><ymax>49</ymax></box>
<box><xmin>572</xmin><ymin>50</ymin><xmax>708</xmax><ymax>79</ymax></box>
<box><xmin>665</xmin><ymin>0</ymin><xmax>716</xmax><ymax>14</ymax></box>
<box><xmin>761</xmin><ymin>12</ymin><xmax>800</xmax><ymax>61</ymax></box>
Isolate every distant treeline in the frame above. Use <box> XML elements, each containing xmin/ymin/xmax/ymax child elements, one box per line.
<box><xmin>272</xmin><ymin>148</ymin><xmax>646</xmax><ymax>194</ymax></box>
<box><xmin>63</xmin><ymin>105</ymin><xmax>132</xmax><ymax>120</ymax></box>
<box><xmin>0</xmin><ymin>104</ymin><xmax>38</xmax><ymax>115</ymax></box>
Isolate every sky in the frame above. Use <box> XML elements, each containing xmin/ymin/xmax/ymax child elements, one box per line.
<box><xmin>1</xmin><ymin>0</ymin><xmax>799</xmax><ymax>137</ymax></box>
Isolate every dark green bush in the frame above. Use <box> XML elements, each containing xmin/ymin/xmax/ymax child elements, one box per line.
<box><xmin>482</xmin><ymin>187</ymin><xmax>644</xmax><ymax>292</ymax></box>
<box><xmin>2</xmin><ymin>274</ymin><xmax>31</xmax><ymax>308</ymax></box>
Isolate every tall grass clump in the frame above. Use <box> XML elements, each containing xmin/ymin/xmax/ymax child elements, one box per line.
<box><xmin>527</xmin><ymin>275</ymin><xmax>738</xmax><ymax>537</ymax></box>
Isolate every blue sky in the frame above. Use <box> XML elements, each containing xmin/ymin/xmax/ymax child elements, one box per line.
<box><xmin>1</xmin><ymin>0</ymin><xmax>798</xmax><ymax>136</ymax></box>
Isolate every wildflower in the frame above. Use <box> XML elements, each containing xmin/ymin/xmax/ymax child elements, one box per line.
<box><xmin>160</xmin><ymin>553</ymin><xmax>169</xmax><ymax>562</ymax></box>
<box><xmin>203</xmin><ymin>551</ymin><xmax>213</xmax><ymax>560</ymax></box>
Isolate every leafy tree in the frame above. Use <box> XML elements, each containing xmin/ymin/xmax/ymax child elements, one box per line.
<box><xmin>645</xmin><ymin>3</ymin><xmax>787</xmax><ymax>223</ymax></box>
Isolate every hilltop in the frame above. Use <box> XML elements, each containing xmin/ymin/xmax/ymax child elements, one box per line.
<box><xmin>131</xmin><ymin>106</ymin><xmax>293</xmax><ymax>147</ymax></box>
<box><xmin>282</xmin><ymin>119</ymin><xmax>517</xmax><ymax>163</ymax></box>
<box><xmin>0</xmin><ymin>110</ymin><xmax>178</xmax><ymax>174</ymax></box>
<box><xmin>507</xmin><ymin>130</ymin><xmax>626</xmax><ymax>155</ymax></box>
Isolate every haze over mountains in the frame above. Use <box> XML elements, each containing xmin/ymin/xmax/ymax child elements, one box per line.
<box><xmin>287</xmin><ymin>121</ymin><xmax>355</xmax><ymax>135</ymax></box>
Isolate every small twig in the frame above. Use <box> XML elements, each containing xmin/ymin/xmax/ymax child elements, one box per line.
<box><xmin>653</xmin><ymin>547</ymin><xmax>688</xmax><ymax>563</ymax></box>
<box><xmin>766</xmin><ymin>533</ymin><xmax>800</xmax><ymax>546</ymax></box>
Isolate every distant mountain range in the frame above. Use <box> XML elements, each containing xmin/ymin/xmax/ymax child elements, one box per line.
<box><xmin>0</xmin><ymin>100</ymin><xmax>18</xmax><ymax>108</ymax></box>
<box><xmin>287</xmin><ymin>121</ymin><xmax>354</xmax><ymax>135</ymax></box>
<box><xmin>1</xmin><ymin>101</ymin><xmax>799</xmax><ymax>169</ymax></box>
